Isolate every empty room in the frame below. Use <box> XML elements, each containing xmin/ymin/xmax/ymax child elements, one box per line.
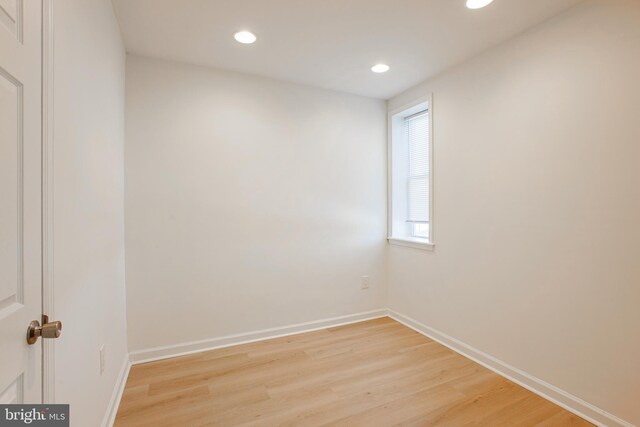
<box><xmin>1</xmin><ymin>0</ymin><xmax>639</xmax><ymax>426</ymax></box>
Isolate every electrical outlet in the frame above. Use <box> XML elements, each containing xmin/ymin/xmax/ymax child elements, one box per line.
<box><xmin>99</xmin><ymin>345</ymin><xmax>106</xmax><ymax>375</ymax></box>
<box><xmin>361</xmin><ymin>276</ymin><xmax>369</xmax><ymax>289</ymax></box>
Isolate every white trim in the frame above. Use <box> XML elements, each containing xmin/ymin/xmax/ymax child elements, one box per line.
<box><xmin>387</xmin><ymin>310</ymin><xmax>635</xmax><ymax>427</ymax></box>
<box><xmin>101</xmin><ymin>354</ymin><xmax>131</xmax><ymax>427</ymax></box>
<box><xmin>105</xmin><ymin>311</ymin><xmax>633</xmax><ymax>427</ymax></box>
<box><xmin>41</xmin><ymin>0</ymin><xmax>55</xmax><ymax>404</ymax></box>
<box><xmin>387</xmin><ymin>237</ymin><xmax>434</xmax><ymax>251</ymax></box>
<box><xmin>129</xmin><ymin>309</ymin><xmax>388</xmax><ymax>365</ymax></box>
<box><xmin>387</xmin><ymin>93</ymin><xmax>435</xmax><ymax>248</ymax></box>
<box><xmin>386</xmin><ymin>99</ymin><xmax>393</xmax><ymax>250</ymax></box>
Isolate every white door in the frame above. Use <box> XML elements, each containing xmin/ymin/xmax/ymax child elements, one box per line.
<box><xmin>0</xmin><ymin>0</ymin><xmax>43</xmax><ymax>404</ymax></box>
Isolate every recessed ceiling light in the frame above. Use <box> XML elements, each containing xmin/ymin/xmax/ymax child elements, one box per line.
<box><xmin>466</xmin><ymin>0</ymin><xmax>494</xmax><ymax>9</ymax></box>
<box><xmin>234</xmin><ymin>31</ymin><xmax>257</xmax><ymax>44</ymax></box>
<box><xmin>371</xmin><ymin>64</ymin><xmax>390</xmax><ymax>73</ymax></box>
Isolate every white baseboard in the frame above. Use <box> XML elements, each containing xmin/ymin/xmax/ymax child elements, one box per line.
<box><xmin>105</xmin><ymin>309</ymin><xmax>633</xmax><ymax>427</ymax></box>
<box><xmin>129</xmin><ymin>309</ymin><xmax>389</xmax><ymax>365</ymax></box>
<box><xmin>101</xmin><ymin>354</ymin><xmax>131</xmax><ymax>427</ymax></box>
<box><xmin>387</xmin><ymin>309</ymin><xmax>634</xmax><ymax>427</ymax></box>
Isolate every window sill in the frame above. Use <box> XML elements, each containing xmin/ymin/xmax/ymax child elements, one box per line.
<box><xmin>387</xmin><ymin>237</ymin><xmax>435</xmax><ymax>251</ymax></box>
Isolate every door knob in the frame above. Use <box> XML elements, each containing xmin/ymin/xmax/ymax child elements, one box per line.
<box><xmin>27</xmin><ymin>317</ymin><xmax>62</xmax><ymax>345</ymax></box>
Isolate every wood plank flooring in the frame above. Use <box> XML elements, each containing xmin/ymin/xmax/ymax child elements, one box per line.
<box><xmin>114</xmin><ymin>317</ymin><xmax>592</xmax><ymax>426</ymax></box>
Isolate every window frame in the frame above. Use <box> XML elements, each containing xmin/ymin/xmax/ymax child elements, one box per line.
<box><xmin>387</xmin><ymin>93</ymin><xmax>435</xmax><ymax>251</ymax></box>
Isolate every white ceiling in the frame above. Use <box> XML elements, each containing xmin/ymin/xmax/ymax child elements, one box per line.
<box><xmin>112</xmin><ymin>0</ymin><xmax>583</xmax><ymax>99</ymax></box>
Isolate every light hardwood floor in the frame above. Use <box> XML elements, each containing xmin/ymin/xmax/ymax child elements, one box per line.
<box><xmin>115</xmin><ymin>317</ymin><xmax>592</xmax><ymax>426</ymax></box>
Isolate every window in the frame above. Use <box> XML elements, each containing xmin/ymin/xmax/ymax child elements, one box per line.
<box><xmin>388</xmin><ymin>95</ymin><xmax>434</xmax><ymax>250</ymax></box>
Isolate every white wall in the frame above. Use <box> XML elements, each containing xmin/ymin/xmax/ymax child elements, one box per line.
<box><xmin>387</xmin><ymin>1</ymin><xmax>640</xmax><ymax>425</ymax></box>
<box><xmin>124</xmin><ymin>55</ymin><xmax>387</xmax><ymax>352</ymax></box>
<box><xmin>53</xmin><ymin>0</ymin><xmax>128</xmax><ymax>425</ymax></box>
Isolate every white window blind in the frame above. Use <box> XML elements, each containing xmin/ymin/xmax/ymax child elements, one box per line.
<box><xmin>405</xmin><ymin>110</ymin><xmax>429</xmax><ymax>224</ymax></box>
